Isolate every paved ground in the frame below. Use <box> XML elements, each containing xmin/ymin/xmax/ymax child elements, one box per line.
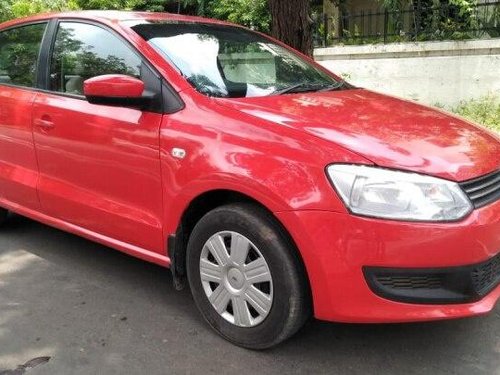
<box><xmin>0</xmin><ymin>214</ymin><xmax>499</xmax><ymax>375</ymax></box>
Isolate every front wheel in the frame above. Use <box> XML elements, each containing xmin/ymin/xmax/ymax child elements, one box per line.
<box><xmin>186</xmin><ymin>204</ymin><xmax>310</xmax><ymax>349</ymax></box>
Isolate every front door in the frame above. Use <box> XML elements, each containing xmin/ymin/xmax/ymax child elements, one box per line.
<box><xmin>32</xmin><ymin>21</ymin><xmax>164</xmax><ymax>253</ymax></box>
<box><xmin>0</xmin><ymin>22</ymin><xmax>47</xmax><ymax>211</ymax></box>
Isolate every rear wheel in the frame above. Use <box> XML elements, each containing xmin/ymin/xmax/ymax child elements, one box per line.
<box><xmin>0</xmin><ymin>208</ymin><xmax>7</xmax><ymax>227</ymax></box>
<box><xmin>186</xmin><ymin>203</ymin><xmax>310</xmax><ymax>349</ymax></box>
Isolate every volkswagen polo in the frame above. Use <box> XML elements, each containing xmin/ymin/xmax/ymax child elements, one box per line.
<box><xmin>0</xmin><ymin>11</ymin><xmax>499</xmax><ymax>349</ymax></box>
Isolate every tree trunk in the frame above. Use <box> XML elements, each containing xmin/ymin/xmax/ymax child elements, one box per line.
<box><xmin>268</xmin><ymin>0</ymin><xmax>313</xmax><ymax>56</ymax></box>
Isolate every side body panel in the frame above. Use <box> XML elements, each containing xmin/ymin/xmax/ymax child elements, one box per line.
<box><xmin>32</xmin><ymin>95</ymin><xmax>165</xmax><ymax>253</ymax></box>
<box><xmin>158</xmin><ymin>92</ymin><xmax>370</xmax><ymax>237</ymax></box>
<box><xmin>0</xmin><ymin>86</ymin><xmax>40</xmax><ymax>210</ymax></box>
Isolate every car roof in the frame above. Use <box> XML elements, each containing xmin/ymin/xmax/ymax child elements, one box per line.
<box><xmin>0</xmin><ymin>10</ymin><xmax>234</xmax><ymax>30</ymax></box>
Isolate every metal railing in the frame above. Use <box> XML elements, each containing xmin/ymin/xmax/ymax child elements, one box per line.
<box><xmin>313</xmin><ymin>0</ymin><xmax>500</xmax><ymax>46</ymax></box>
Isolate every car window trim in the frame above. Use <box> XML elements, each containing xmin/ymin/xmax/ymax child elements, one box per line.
<box><xmin>43</xmin><ymin>19</ymin><xmax>151</xmax><ymax>98</ymax></box>
<box><xmin>36</xmin><ymin>17</ymin><xmax>184</xmax><ymax>113</ymax></box>
<box><xmin>0</xmin><ymin>20</ymin><xmax>50</xmax><ymax>91</ymax></box>
<box><xmin>37</xmin><ymin>18</ymin><xmax>58</xmax><ymax>90</ymax></box>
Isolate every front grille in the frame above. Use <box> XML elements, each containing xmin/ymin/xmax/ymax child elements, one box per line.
<box><xmin>460</xmin><ymin>169</ymin><xmax>500</xmax><ymax>209</ymax></box>
<box><xmin>472</xmin><ymin>253</ymin><xmax>500</xmax><ymax>296</ymax></box>
<box><xmin>377</xmin><ymin>275</ymin><xmax>443</xmax><ymax>289</ymax></box>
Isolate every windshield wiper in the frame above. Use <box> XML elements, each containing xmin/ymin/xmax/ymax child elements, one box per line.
<box><xmin>268</xmin><ymin>83</ymin><xmax>312</xmax><ymax>96</ymax></box>
<box><xmin>317</xmin><ymin>81</ymin><xmax>346</xmax><ymax>92</ymax></box>
<box><xmin>269</xmin><ymin>81</ymin><xmax>347</xmax><ymax>96</ymax></box>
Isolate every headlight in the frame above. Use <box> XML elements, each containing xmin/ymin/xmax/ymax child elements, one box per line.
<box><xmin>326</xmin><ymin>164</ymin><xmax>473</xmax><ymax>221</ymax></box>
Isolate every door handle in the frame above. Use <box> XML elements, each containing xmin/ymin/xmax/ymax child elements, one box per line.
<box><xmin>34</xmin><ymin>118</ymin><xmax>55</xmax><ymax>131</ymax></box>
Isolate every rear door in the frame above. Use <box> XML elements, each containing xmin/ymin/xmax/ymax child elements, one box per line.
<box><xmin>0</xmin><ymin>22</ymin><xmax>47</xmax><ymax>211</ymax></box>
<box><xmin>32</xmin><ymin>20</ymin><xmax>165</xmax><ymax>253</ymax></box>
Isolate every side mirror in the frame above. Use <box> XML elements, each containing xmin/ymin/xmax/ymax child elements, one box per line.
<box><xmin>83</xmin><ymin>74</ymin><xmax>154</xmax><ymax>109</ymax></box>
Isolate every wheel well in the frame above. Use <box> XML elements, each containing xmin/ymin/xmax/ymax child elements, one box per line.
<box><xmin>169</xmin><ymin>190</ymin><xmax>263</xmax><ymax>287</ymax></box>
<box><xmin>181</xmin><ymin>190</ymin><xmax>261</xmax><ymax>243</ymax></box>
<box><xmin>169</xmin><ymin>190</ymin><xmax>311</xmax><ymax>305</ymax></box>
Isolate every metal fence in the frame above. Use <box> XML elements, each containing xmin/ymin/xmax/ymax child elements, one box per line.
<box><xmin>313</xmin><ymin>0</ymin><xmax>500</xmax><ymax>46</ymax></box>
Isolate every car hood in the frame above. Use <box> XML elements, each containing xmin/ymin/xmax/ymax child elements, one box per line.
<box><xmin>217</xmin><ymin>89</ymin><xmax>500</xmax><ymax>181</ymax></box>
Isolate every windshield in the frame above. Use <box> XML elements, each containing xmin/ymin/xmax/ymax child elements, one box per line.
<box><xmin>130</xmin><ymin>21</ymin><xmax>346</xmax><ymax>98</ymax></box>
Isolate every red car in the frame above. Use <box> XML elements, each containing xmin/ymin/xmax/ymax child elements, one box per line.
<box><xmin>0</xmin><ymin>11</ymin><xmax>499</xmax><ymax>349</ymax></box>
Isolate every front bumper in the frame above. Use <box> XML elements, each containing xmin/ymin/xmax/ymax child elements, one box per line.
<box><xmin>364</xmin><ymin>253</ymin><xmax>500</xmax><ymax>305</ymax></box>
<box><xmin>276</xmin><ymin>199</ymin><xmax>500</xmax><ymax>323</ymax></box>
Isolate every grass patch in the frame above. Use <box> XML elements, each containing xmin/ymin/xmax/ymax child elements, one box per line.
<box><xmin>449</xmin><ymin>94</ymin><xmax>500</xmax><ymax>134</ymax></box>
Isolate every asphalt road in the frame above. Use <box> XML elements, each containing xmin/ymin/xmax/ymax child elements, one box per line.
<box><xmin>0</xmin><ymin>214</ymin><xmax>499</xmax><ymax>375</ymax></box>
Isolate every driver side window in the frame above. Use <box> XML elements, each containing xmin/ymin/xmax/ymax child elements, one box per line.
<box><xmin>49</xmin><ymin>22</ymin><xmax>141</xmax><ymax>95</ymax></box>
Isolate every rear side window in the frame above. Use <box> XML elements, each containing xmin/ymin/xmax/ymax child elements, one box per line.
<box><xmin>49</xmin><ymin>22</ymin><xmax>141</xmax><ymax>95</ymax></box>
<box><xmin>0</xmin><ymin>23</ymin><xmax>47</xmax><ymax>88</ymax></box>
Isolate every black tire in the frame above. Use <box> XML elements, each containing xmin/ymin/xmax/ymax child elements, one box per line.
<box><xmin>0</xmin><ymin>208</ymin><xmax>7</xmax><ymax>227</ymax></box>
<box><xmin>186</xmin><ymin>203</ymin><xmax>310</xmax><ymax>349</ymax></box>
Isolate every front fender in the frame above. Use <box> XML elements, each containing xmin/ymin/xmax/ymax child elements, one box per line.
<box><xmin>159</xmin><ymin>93</ymin><xmax>370</xmax><ymax>235</ymax></box>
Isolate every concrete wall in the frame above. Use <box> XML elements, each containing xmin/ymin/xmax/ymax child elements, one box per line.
<box><xmin>314</xmin><ymin>39</ymin><xmax>500</xmax><ymax>106</ymax></box>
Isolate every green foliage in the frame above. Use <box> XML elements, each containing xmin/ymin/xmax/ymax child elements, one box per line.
<box><xmin>1</xmin><ymin>0</ymin><xmax>78</xmax><ymax>22</ymax></box>
<box><xmin>378</xmin><ymin>0</ymin><xmax>477</xmax><ymax>14</ymax></box>
<box><xmin>0</xmin><ymin>0</ymin><xmax>13</xmax><ymax>22</ymax></box>
<box><xmin>208</xmin><ymin>0</ymin><xmax>270</xmax><ymax>32</ymax></box>
<box><xmin>480</xmin><ymin>2</ymin><xmax>500</xmax><ymax>38</ymax></box>
<box><xmin>379</xmin><ymin>0</ymin><xmax>408</xmax><ymax>11</ymax></box>
<box><xmin>448</xmin><ymin>0</ymin><xmax>476</xmax><ymax>16</ymax></box>
<box><xmin>75</xmin><ymin>0</ymin><xmax>128</xmax><ymax>10</ymax></box>
<box><xmin>130</xmin><ymin>0</ymin><xmax>271</xmax><ymax>32</ymax></box>
<box><xmin>325</xmin><ymin>0</ymin><xmax>499</xmax><ymax>46</ymax></box>
<box><xmin>451</xmin><ymin>94</ymin><xmax>500</xmax><ymax>134</ymax></box>
<box><xmin>127</xmin><ymin>0</ymin><xmax>166</xmax><ymax>12</ymax></box>
<box><xmin>314</xmin><ymin>15</ymin><xmax>334</xmax><ymax>46</ymax></box>
<box><xmin>14</xmin><ymin>0</ymin><xmax>77</xmax><ymax>19</ymax></box>
<box><xmin>81</xmin><ymin>0</ymin><xmax>201</xmax><ymax>12</ymax></box>
<box><xmin>366</xmin><ymin>0</ymin><xmax>485</xmax><ymax>43</ymax></box>
<box><xmin>1</xmin><ymin>0</ymin><xmax>271</xmax><ymax>33</ymax></box>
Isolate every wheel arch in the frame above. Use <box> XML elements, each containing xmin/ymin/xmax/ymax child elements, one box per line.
<box><xmin>168</xmin><ymin>189</ymin><xmax>312</xmax><ymax>311</ymax></box>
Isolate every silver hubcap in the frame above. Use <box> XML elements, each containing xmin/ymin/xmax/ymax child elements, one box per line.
<box><xmin>199</xmin><ymin>231</ymin><xmax>273</xmax><ymax>327</ymax></box>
